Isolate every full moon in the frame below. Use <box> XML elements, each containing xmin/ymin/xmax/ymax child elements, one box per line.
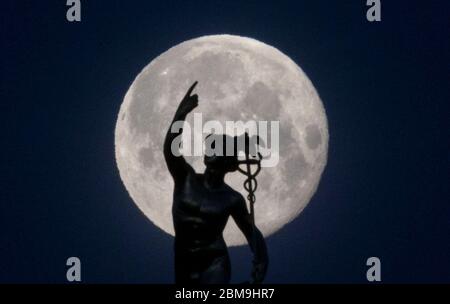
<box><xmin>115</xmin><ymin>35</ymin><xmax>328</xmax><ymax>246</ymax></box>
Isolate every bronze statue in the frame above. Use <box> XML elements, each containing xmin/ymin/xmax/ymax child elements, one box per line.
<box><xmin>163</xmin><ymin>81</ymin><xmax>268</xmax><ymax>284</ymax></box>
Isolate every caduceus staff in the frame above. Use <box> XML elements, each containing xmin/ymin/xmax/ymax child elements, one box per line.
<box><xmin>237</xmin><ymin>133</ymin><xmax>265</xmax><ymax>283</ymax></box>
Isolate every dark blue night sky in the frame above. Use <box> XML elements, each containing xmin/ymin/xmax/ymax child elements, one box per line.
<box><xmin>1</xmin><ymin>1</ymin><xmax>449</xmax><ymax>283</ymax></box>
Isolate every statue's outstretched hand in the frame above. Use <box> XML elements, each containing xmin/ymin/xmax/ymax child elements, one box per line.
<box><xmin>177</xmin><ymin>81</ymin><xmax>199</xmax><ymax>116</ymax></box>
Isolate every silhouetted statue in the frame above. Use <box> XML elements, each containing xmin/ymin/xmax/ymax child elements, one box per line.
<box><xmin>164</xmin><ymin>81</ymin><xmax>268</xmax><ymax>284</ymax></box>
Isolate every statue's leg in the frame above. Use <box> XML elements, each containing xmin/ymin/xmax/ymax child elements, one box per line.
<box><xmin>175</xmin><ymin>258</ymin><xmax>203</xmax><ymax>283</ymax></box>
<box><xmin>199</xmin><ymin>254</ymin><xmax>231</xmax><ymax>284</ymax></box>
<box><xmin>175</xmin><ymin>250</ymin><xmax>198</xmax><ymax>284</ymax></box>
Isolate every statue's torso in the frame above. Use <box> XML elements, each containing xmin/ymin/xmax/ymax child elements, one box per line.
<box><xmin>172</xmin><ymin>172</ymin><xmax>238</xmax><ymax>255</ymax></box>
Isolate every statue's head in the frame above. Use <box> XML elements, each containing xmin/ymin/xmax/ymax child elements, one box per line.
<box><xmin>203</xmin><ymin>133</ymin><xmax>264</xmax><ymax>174</ymax></box>
<box><xmin>203</xmin><ymin>134</ymin><xmax>240</xmax><ymax>173</ymax></box>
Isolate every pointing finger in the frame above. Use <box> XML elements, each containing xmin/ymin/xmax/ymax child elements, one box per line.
<box><xmin>184</xmin><ymin>81</ymin><xmax>198</xmax><ymax>98</ymax></box>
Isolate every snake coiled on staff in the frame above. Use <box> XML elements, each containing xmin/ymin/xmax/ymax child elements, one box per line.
<box><xmin>238</xmin><ymin>151</ymin><xmax>263</xmax><ymax>225</ymax></box>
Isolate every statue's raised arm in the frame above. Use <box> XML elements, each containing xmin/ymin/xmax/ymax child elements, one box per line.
<box><xmin>163</xmin><ymin>81</ymin><xmax>198</xmax><ymax>184</ymax></box>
